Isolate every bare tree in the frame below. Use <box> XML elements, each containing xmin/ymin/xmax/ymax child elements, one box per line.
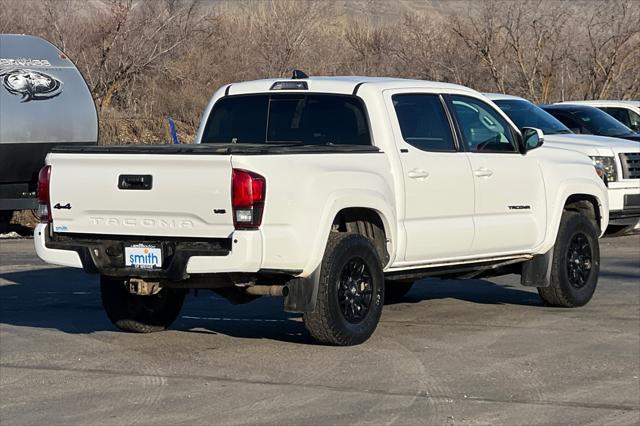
<box><xmin>81</xmin><ymin>0</ymin><xmax>209</xmax><ymax>111</ymax></box>
<box><xmin>580</xmin><ymin>1</ymin><xmax>640</xmax><ymax>99</ymax></box>
<box><xmin>395</xmin><ymin>13</ymin><xmax>474</xmax><ymax>85</ymax></box>
<box><xmin>451</xmin><ymin>1</ymin><xmax>507</xmax><ymax>93</ymax></box>
<box><xmin>1</xmin><ymin>0</ymin><xmax>638</xmax><ymax>145</ymax></box>
<box><xmin>344</xmin><ymin>21</ymin><xmax>397</xmax><ymax>75</ymax></box>
<box><xmin>500</xmin><ymin>1</ymin><xmax>571</xmax><ymax>103</ymax></box>
<box><xmin>245</xmin><ymin>1</ymin><xmax>331</xmax><ymax>77</ymax></box>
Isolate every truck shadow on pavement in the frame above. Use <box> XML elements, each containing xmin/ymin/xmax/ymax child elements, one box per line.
<box><xmin>394</xmin><ymin>277</ymin><xmax>544</xmax><ymax>306</ymax></box>
<box><xmin>0</xmin><ymin>267</ymin><xmax>542</xmax><ymax>343</ymax></box>
<box><xmin>597</xmin><ymin>259</ymin><xmax>640</xmax><ymax>282</ymax></box>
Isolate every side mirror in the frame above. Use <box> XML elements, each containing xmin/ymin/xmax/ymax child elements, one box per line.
<box><xmin>521</xmin><ymin>127</ymin><xmax>544</xmax><ymax>153</ymax></box>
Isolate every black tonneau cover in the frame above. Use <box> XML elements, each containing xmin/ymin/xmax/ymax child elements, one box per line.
<box><xmin>51</xmin><ymin>143</ymin><xmax>381</xmax><ymax>155</ymax></box>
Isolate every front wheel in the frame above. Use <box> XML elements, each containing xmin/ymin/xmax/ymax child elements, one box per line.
<box><xmin>538</xmin><ymin>211</ymin><xmax>600</xmax><ymax>307</ymax></box>
<box><xmin>303</xmin><ymin>233</ymin><xmax>384</xmax><ymax>346</ymax></box>
<box><xmin>100</xmin><ymin>276</ymin><xmax>187</xmax><ymax>333</ymax></box>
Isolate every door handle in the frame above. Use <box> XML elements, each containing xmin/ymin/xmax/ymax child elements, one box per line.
<box><xmin>118</xmin><ymin>174</ymin><xmax>153</xmax><ymax>190</ymax></box>
<box><xmin>408</xmin><ymin>169</ymin><xmax>430</xmax><ymax>180</ymax></box>
<box><xmin>473</xmin><ymin>167</ymin><xmax>493</xmax><ymax>178</ymax></box>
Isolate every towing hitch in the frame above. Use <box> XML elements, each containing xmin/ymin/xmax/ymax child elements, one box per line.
<box><xmin>128</xmin><ymin>278</ymin><xmax>161</xmax><ymax>296</ymax></box>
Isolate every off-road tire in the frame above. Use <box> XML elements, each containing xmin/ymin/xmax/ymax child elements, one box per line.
<box><xmin>538</xmin><ymin>211</ymin><xmax>600</xmax><ymax>307</ymax></box>
<box><xmin>100</xmin><ymin>276</ymin><xmax>187</xmax><ymax>333</ymax></box>
<box><xmin>384</xmin><ymin>280</ymin><xmax>414</xmax><ymax>303</ymax></box>
<box><xmin>303</xmin><ymin>232</ymin><xmax>384</xmax><ymax>346</ymax></box>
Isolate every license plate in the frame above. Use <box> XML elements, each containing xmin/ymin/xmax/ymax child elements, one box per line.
<box><xmin>125</xmin><ymin>244</ymin><xmax>162</xmax><ymax>268</ymax></box>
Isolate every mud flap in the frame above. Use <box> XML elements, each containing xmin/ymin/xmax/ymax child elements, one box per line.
<box><xmin>283</xmin><ymin>269</ymin><xmax>320</xmax><ymax>313</ymax></box>
<box><xmin>521</xmin><ymin>247</ymin><xmax>553</xmax><ymax>287</ymax></box>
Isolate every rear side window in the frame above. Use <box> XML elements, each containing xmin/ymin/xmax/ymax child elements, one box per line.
<box><xmin>600</xmin><ymin>107</ymin><xmax>640</xmax><ymax>131</ymax></box>
<box><xmin>392</xmin><ymin>94</ymin><xmax>456</xmax><ymax>152</ymax></box>
<box><xmin>630</xmin><ymin>110</ymin><xmax>640</xmax><ymax>132</ymax></box>
<box><xmin>600</xmin><ymin>107</ymin><xmax>630</xmax><ymax>127</ymax></box>
<box><xmin>202</xmin><ymin>94</ymin><xmax>371</xmax><ymax>146</ymax></box>
<box><xmin>548</xmin><ymin>111</ymin><xmax>584</xmax><ymax>133</ymax></box>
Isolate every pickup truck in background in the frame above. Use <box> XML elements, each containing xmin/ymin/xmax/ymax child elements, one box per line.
<box><xmin>35</xmin><ymin>75</ymin><xmax>609</xmax><ymax>345</ymax></box>
<box><xmin>0</xmin><ymin>34</ymin><xmax>98</xmax><ymax>232</ymax></box>
<box><xmin>540</xmin><ymin>103</ymin><xmax>640</xmax><ymax>142</ymax></box>
<box><xmin>486</xmin><ymin>93</ymin><xmax>640</xmax><ymax>236</ymax></box>
<box><xmin>555</xmin><ymin>100</ymin><xmax>640</xmax><ymax>133</ymax></box>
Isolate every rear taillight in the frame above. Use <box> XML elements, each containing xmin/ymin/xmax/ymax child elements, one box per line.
<box><xmin>37</xmin><ymin>165</ymin><xmax>52</xmax><ymax>223</ymax></box>
<box><xmin>231</xmin><ymin>168</ymin><xmax>265</xmax><ymax>229</ymax></box>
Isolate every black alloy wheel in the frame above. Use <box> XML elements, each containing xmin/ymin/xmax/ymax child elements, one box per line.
<box><xmin>566</xmin><ymin>232</ymin><xmax>593</xmax><ymax>289</ymax></box>
<box><xmin>303</xmin><ymin>232</ymin><xmax>384</xmax><ymax>345</ymax></box>
<box><xmin>538</xmin><ymin>211</ymin><xmax>600</xmax><ymax>307</ymax></box>
<box><xmin>337</xmin><ymin>258</ymin><xmax>374</xmax><ymax>324</ymax></box>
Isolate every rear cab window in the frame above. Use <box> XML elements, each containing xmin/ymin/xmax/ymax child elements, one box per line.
<box><xmin>202</xmin><ymin>94</ymin><xmax>371</xmax><ymax>146</ymax></box>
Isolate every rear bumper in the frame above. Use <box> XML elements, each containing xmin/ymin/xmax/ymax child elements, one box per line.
<box><xmin>34</xmin><ymin>224</ymin><xmax>263</xmax><ymax>279</ymax></box>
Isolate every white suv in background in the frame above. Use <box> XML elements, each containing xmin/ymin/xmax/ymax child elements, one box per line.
<box><xmin>556</xmin><ymin>100</ymin><xmax>640</xmax><ymax>133</ymax></box>
<box><xmin>486</xmin><ymin>94</ymin><xmax>640</xmax><ymax>234</ymax></box>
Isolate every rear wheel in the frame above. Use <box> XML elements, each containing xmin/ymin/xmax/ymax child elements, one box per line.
<box><xmin>100</xmin><ymin>276</ymin><xmax>187</xmax><ymax>333</ymax></box>
<box><xmin>384</xmin><ymin>280</ymin><xmax>414</xmax><ymax>303</ymax></box>
<box><xmin>303</xmin><ymin>233</ymin><xmax>384</xmax><ymax>346</ymax></box>
<box><xmin>538</xmin><ymin>211</ymin><xmax>600</xmax><ymax>307</ymax></box>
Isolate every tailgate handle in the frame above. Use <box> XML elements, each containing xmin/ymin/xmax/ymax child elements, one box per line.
<box><xmin>118</xmin><ymin>174</ymin><xmax>153</xmax><ymax>190</ymax></box>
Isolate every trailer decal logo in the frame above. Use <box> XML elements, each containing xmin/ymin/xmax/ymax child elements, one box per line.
<box><xmin>0</xmin><ymin>68</ymin><xmax>63</xmax><ymax>102</ymax></box>
<box><xmin>0</xmin><ymin>58</ymin><xmax>52</xmax><ymax>68</ymax></box>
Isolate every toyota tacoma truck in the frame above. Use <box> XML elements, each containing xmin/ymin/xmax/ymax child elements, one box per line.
<box><xmin>35</xmin><ymin>75</ymin><xmax>609</xmax><ymax>345</ymax></box>
<box><xmin>486</xmin><ymin>93</ymin><xmax>640</xmax><ymax>235</ymax></box>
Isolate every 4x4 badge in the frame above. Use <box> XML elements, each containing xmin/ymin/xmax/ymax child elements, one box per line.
<box><xmin>53</xmin><ymin>202</ymin><xmax>71</xmax><ymax>210</ymax></box>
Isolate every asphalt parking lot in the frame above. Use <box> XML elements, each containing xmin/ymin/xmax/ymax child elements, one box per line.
<box><xmin>1</xmin><ymin>235</ymin><xmax>639</xmax><ymax>425</ymax></box>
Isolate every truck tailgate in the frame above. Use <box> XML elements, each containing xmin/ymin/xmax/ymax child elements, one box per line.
<box><xmin>48</xmin><ymin>153</ymin><xmax>234</xmax><ymax>238</ymax></box>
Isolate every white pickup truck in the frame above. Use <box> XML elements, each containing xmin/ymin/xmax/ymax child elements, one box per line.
<box><xmin>35</xmin><ymin>76</ymin><xmax>609</xmax><ymax>345</ymax></box>
<box><xmin>554</xmin><ymin>100</ymin><xmax>640</xmax><ymax>134</ymax></box>
<box><xmin>486</xmin><ymin>94</ymin><xmax>640</xmax><ymax>235</ymax></box>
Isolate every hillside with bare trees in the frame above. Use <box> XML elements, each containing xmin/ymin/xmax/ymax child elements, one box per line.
<box><xmin>1</xmin><ymin>0</ymin><xmax>638</xmax><ymax>145</ymax></box>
